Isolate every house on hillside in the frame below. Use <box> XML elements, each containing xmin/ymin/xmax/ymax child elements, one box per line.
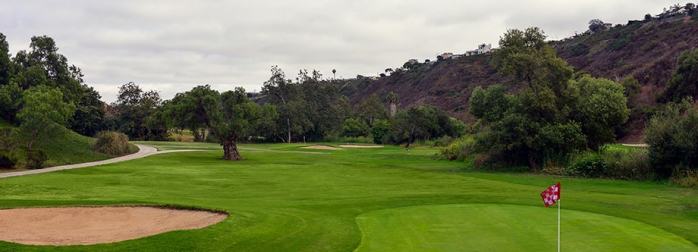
<box><xmin>465</xmin><ymin>43</ymin><xmax>492</xmax><ymax>56</ymax></box>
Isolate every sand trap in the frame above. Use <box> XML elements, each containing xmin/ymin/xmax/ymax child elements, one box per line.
<box><xmin>302</xmin><ymin>145</ymin><xmax>343</xmax><ymax>150</ymax></box>
<box><xmin>339</xmin><ymin>145</ymin><xmax>384</xmax><ymax>149</ymax></box>
<box><xmin>0</xmin><ymin>206</ymin><xmax>227</xmax><ymax>246</ymax></box>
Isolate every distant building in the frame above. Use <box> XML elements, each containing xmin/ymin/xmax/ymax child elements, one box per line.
<box><xmin>466</xmin><ymin>43</ymin><xmax>492</xmax><ymax>56</ymax></box>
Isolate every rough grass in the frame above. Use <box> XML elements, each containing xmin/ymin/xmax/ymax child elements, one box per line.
<box><xmin>0</xmin><ymin>142</ymin><xmax>696</xmax><ymax>251</ymax></box>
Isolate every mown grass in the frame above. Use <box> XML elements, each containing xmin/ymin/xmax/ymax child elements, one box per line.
<box><xmin>0</xmin><ymin>142</ymin><xmax>696</xmax><ymax>251</ymax></box>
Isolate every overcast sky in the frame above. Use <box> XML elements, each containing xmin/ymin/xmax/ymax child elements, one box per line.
<box><xmin>1</xmin><ymin>0</ymin><xmax>684</xmax><ymax>103</ymax></box>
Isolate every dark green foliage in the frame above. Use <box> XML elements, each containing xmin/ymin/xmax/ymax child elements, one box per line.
<box><xmin>644</xmin><ymin>100</ymin><xmax>698</xmax><ymax>178</ymax></box>
<box><xmin>471</xmin><ymin>28</ymin><xmax>629</xmax><ymax>170</ymax></box>
<box><xmin>341</xmin><ymin>118</ymin><xmax>370</xmax><ymax>138</ymax></box>
<box><xmin>588</xmin><ymin>19</ymin><xmax>606</xmax><ymax>33</ymax></box>
<box><xmin>658</xmin><ymin>49</ymin><xmax>698</xmax><ymax>103</ymax></box>
<box><xmin>371</xmin><ymin>119</ymin><xmax>390</xmax><ymax>144</ymax></box>
<box><xmin>23</xmin><ymin>149</ymin><xmax>47</xmax><ymax>169</ymax></box>
<box><xmin>620</xmin><ymin>76</ymin><xmax>641</xmax><ymax>106</ymax></box>
<box><xmin>570</xmin><ymin>43</ymin><xmax>590</xmax><ymax>57</ymax></box>
<box><xmin>111</xmin><ymin>82</ymin><xmax>166</xmax><ymax>140</ymax></box>
<box><xmin>640</xmin><ymin>40</ymin><xmax>659</xmax><ymax>52</ymax></box>
<box><xmin>68</xmin><ymin>85</ymin><xmax>106</xmax><ymax>136</ymax></box>
<box><xmin>389</xmin><ymin>105</ymin><xmax>462</xmax><ymax>147</ymax></box>
<box><xmin>357</xmin><ymin>93</ymin><xmax>389</xmax><ymax>127</ymax></box>
<box><xmin>567</xmin><ymin>155</ymin><xmax>607</xmax><ymax>177</ymax></box>
<box><xmin>169</xmin><ymin>85</ymin><xmax>262</xmax><ymax>160</ymax></box>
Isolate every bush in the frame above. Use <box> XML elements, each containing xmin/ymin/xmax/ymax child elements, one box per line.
<box><xmin>91</xmin><ymin>131</ymin><xmax>131</xmax><ymax>156</ymax></box>
<box><xmin>601</xmin><ymin>148</ymin><xmax>653</xmax><ymax>180</ymax></box>
<box><xmin>645</xmin><ymin>101</ymin><xmax>698</xmax><ymax>178</ymax></box>
<box><xmin>567</xmin><ymin>154</ymin><xmax>607</xmax><ymax>177</ymax></box>
<box><xmin>24</xmin><ymin>149</ymin><xmax>48</xmax><ymax>169</ymax></box>
<box><xmin>438</xmin><ymin>136</ymin><xmax>474</xmax><ymax>161</ymax></box>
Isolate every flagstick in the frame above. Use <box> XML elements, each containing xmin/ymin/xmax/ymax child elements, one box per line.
<box><xmin>558</xmin><ymin>199</ymin><xmax>561</xmax><ymax>252</ymax></box>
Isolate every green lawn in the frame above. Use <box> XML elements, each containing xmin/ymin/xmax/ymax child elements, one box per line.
<box><xmin>0</xmin><ymin>142</ymin><xmax>696</xmax><ymax>251</ymax></box>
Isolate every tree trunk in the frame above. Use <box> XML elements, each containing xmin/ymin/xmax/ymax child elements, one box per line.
<box><xmin>222</xmin><ymin>138</ymin><xmax>243</xmax><ymax>161</ymax></box>
<box><xmin>286</xmin><ymin>117</ymin><xmax>291</xmax><ymax>143</ymax></box>
<box><xmin>528</xmin><ymin>149</ymin><xmax>540</xmax><ymax>172</ymax></box>
<box><xmin>193</xmin><ymin>128</ymin><xmax>203</xmax><ymax>142</ymax></box>
<box><xmin>390</xmin><ymin>103</ymin><xmax>397</xmax><ymax>117</ymax></box>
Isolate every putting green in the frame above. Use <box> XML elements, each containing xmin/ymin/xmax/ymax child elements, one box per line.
<box><xmin>355</xmin><ymin>204</ymin><xmax>697</xmax><ymax>252</ymax></box>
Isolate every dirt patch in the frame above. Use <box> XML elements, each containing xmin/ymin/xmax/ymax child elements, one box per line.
<box><xmin>338</xmin><ymin>145</ymin><xmax>384</xmax><ymax>149</ymax></box>
<box><xmin>301</xmin><ymin>145</ymin><xmax>343</xmax><ymax>150</ymax></box>
<box><xmin>0</xmin><ymin>206</ymin><xmax>227</xmax><ymax>246</ymax></box>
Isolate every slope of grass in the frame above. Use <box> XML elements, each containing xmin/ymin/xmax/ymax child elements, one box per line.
<box><xmin>0</xmin><ymin>142</ymin><xmax>696</xmax><ymax>251</ymax></box>
<box><xmin>40</xmin><ymin>127</ymin><xmax>116</xmax><ymax>167</ymax></box>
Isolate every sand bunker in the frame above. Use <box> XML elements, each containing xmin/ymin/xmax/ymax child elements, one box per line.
<box><xmin>339</xmin><ymin>145</ymin><xmax>384</xmax><ymax>149</ymax></box>
<box><xmin>0</xmin><ymin>206</ymin><xmax>227</xmax><ymax>246</ymax></box>
<box><xmin>302</xmin><ymin>145</ymin><xmax>343</xmax><ymax>150</ymax></box>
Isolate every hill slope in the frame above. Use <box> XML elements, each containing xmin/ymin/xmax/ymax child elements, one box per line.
<box><xmin>341</xmin><ymin>15</ymin><xmax>698</xmax><ymax>124</ymax></box>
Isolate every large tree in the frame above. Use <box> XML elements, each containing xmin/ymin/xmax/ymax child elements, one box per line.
<box><xmin>171</xmin><ymin>85</ymin><xmax>262</xmax><ymax>160</ymax></box>
<box><xmin>474</xmin><ymin>27</ymin><xmax>627</xmax><ymax>169</ymax></box>
<box><xmin>15</xmin><ymin>85</ymin><xmax>75</xmax><ymax>150</ymax></box>
<box><xmin>111</xmin><ymin>82</ymin><xmax>165</xmax><ymax>140</ymax></box>
<box><xmin>357</xmin><ymin>93</ymin><xmax>389</xmax><ymax>127</ymax></box>
<box><xmin>262</xmin><ymin>66</ymin><xmax>305</xmax><ymax>143</ymax></box>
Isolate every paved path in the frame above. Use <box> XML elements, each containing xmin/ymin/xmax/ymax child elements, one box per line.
<box><xmin>0</xmin><ymin>145</ymin><xmax>196</xmax><ymax>179</ymax></box>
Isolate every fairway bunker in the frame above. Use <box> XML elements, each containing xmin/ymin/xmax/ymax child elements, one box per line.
<box><xmin>339</xmin><ymin>145</ymin><xmax>384</xmax><ymax>149</ymax></box>
<box><xmin>302</xmin><ymin>145</ymin><xmax>343</xmax><ymax>150</ymax></box>
<box><xmin>0</xmin><ymin>206</ymin><xmax>227</xmax><ymax>246</ymax></box>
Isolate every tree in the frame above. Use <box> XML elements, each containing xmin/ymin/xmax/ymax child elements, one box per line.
<box><xmin>620</xmin><ymin>76</ymin><xmax>641</xmax><ymax>106</ymax></box>
<box><xmin>341</xmin><ymin>118</ymin><xmax>369</xmax><ymax>137</ymax></box>
<box><xmin>262</xmin><ymin>66</ymin><xmax>305</xmax><ymax>143</ymax></box>
<box><xmin>205</xmin><ymin>87</ymin><xmax>262</xmax><ymax>160</ymax></box>
<box><xmin>68</xmin><ymin>85</ymin><xmax>105</xmax><ymax>136</ymax></box>
<box><xmin>644</xmin><ymin>13</ymin><xmax>653</xmax><ymax>21</ymax></box>
<box><xmin>658</xmin><ymin>49</ymin><xmax>698</xmax><ymax>103</ymax></box>
<box><xmin>588</xmin><ymin>19</ymin><xmax>606</xmax><ymax>33</ymax></box>
<box><xmin>13</xmin><ymin>85</ymin><xmax>75</xmax><ymax>167</ymax></box>
<box><xmin>571</xmin><ymin>75</ymin><xmax>629</xmax><ymax>150</ymax></box>
<box><xmin>687</xmin><ymin>3</ymin><xmax>696</xmax><ymax>15</ymax></box>
<box><xmin>387</xmin><ymin>91</ymin><xmax>399</xmax><ymax>117</ymax></box>
<box><xmin>645</xmin><ymin>99</ymin><xmax>698</xmax><ymax>178</ymax></box>
<box><xmin>170</xmin><ymin>85</ymin><xmax>262</xmax><ymax>160</ymax></box>
<box><xmin>371</xmin><ymin>119</ymin><xmax>390</xmax><ymax>144</ymax></box>
<box><xmin>111</xmin><ymin>82</ymin><xmax>165</xmax><ymax>140</ymax></box>
<box><xmin>332</xmin><ymin>69</ymin><xmax>336</xmax><ymax>80</ymax></box>
<box><xmin>389</xmin><ymin>105</ymin><xmax>459</xmax><ymax>148</ymax></box>
<box><xmin>475</xmin><ymin>27</ymin><xmax>622</xmax><ymax>169</ymax></box>
<box><xmin>357</xmin><ymin>93</ymin><xmax>388</xmax><ymax>127</ymax></box>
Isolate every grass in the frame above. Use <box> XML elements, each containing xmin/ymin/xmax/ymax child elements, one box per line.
<box><xmin>0</xmin><ymin>142</ymin><xmax>696</xmax><ymax>251</ymax></box>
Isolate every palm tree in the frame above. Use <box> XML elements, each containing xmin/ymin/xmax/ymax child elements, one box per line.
<box><xmin>332</xmin><ymin>69</ymin><xmax>336</xmax><ymax>80</ymax></box>
<box><xmin>387</xmin><ymin>91</ymin><xmax>399</xmax><ymax>117</ymax></box>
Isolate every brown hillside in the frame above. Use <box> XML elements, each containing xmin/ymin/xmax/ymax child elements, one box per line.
<box><xmin>342</xmin><ymin>15</ymin><xmax>698</xmax><ymax>124</ymax></box>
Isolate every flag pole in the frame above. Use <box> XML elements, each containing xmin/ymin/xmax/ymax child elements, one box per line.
<box><xmin>558</xmin><ymin>199</ymin><xmax>561</xmax><ymax>252</ymax></box>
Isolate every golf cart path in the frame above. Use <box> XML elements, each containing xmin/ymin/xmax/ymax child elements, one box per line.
<box><xmin>0</xmin><ymin>144</ymin><xmax>196</xmax><ymax>179</ymax></box>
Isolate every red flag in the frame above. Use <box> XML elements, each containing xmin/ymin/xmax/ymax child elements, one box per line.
<box><xmin>541</xmin><ymin>182</ymin><xmax>560</xmax><ymax>207</ymax></box>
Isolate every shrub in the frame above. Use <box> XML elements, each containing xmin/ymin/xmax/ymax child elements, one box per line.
<box><xmin>601</xmin><ymin>148</ymin><xmax>653</xmax><ymax>180</ymax></box>
<box><xmin>91</xmin><ymin>131</ymin><xmax>131</xmax><ymax>156</ymax></box>
<box><xmin>567</xmin><ymin>154</ymin><xmax>607</xmax><ymax>177</ymax></box>
<box><xmin>645</xmin><ymin>101</ymin><xmax>698</xmax><ymax>178</ymax></box>
<box><xmin>438</xmin><ymin>136</ymin><xmax>474</xmax><ymax>161</ymax></box>
<box><xmin>671</xmin><ymin>169</ymin><xmax>698</xmax><ymax>188</ymax></box>
<box><xmin>24</xmin><ymin>149</ymin><xmax>47</xmax><ymax>169</ymax></box>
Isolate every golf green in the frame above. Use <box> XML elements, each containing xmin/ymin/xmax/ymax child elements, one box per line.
<box><xmin>355</xmin><ymin>204</ymin><xmax>698</xmax><ymax>252</ymax></box>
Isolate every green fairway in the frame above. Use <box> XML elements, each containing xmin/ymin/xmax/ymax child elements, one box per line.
<box><xmin>0</xmin><ymin>142</ymin><xmax>696</xmax><ymax>251</ymax></box>
<box><xmin>356</xmin><ymin>204</ymin><xmax>696</xmax><ymax>252</ymax></box>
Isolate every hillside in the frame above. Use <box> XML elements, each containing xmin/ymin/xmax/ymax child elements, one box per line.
<box><xmin>340</xmin><ymin>15</ymin><xmax>698</xmax><ymax>124</ymax></box>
